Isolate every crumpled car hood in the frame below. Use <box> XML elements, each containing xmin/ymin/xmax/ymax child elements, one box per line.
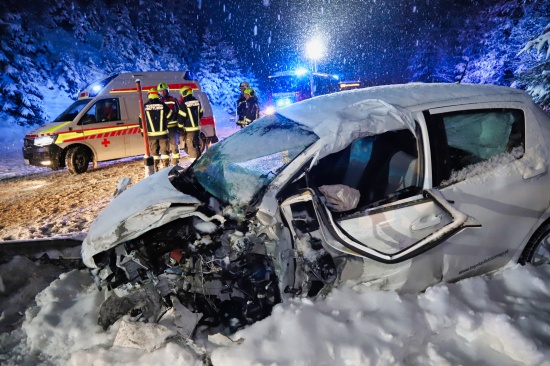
<box><xmin>82</xmin><ymin>167</ymin><xmax>201</xmax><ymax>268</ymax></box>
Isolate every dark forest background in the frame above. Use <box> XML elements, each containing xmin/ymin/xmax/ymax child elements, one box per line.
<box><xmin>0</xmin><ymin>0</ymin><xmax>548</xmax><ymax>127</ymax></box>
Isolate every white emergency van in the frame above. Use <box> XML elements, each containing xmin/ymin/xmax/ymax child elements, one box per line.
<box><xmin>22</xmin><ymin>71</ymin><xmax>218</xmax><ymax>174</ymax></box>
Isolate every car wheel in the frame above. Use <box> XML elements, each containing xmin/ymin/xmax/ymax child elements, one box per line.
<box><xmin>519</xmin><ymin>221</ymin><xmax>550</xmax><ymax>265</ymax></box>
<box><xmin>65</xmin><ymin>145</ymin><xmax>91</xmax><ymax>174</ymax></box>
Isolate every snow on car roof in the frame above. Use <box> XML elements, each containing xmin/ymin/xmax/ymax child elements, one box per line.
<box><xmin>277</xmin><ymin>83</ymin><xmax>529</xmax><ymax>159</ymax></box>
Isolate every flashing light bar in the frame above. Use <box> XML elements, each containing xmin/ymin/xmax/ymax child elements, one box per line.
<box><xmin>275</xmin><ymin>98</ymin><xmax>293</xmax><ymax>107</ymax></box>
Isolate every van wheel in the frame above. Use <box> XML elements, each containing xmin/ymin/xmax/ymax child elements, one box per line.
<box><xmin>519</xmin><ymin>221</ymin><xmax>550</xmax><ymax>265</ymax></box>
<box><xmin>66</xmin><ymin>146</ymin><xmax>91</xmax><ymax>174</ymax></box>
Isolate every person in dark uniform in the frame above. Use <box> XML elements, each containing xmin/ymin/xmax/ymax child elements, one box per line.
<box><xmin>241</xmin><ymin>88</ymin><xmax>259</xmax><ymax>127</ymax></box>
<box><xmin>139</xmin><ymin>87</ymin><xmax>172</xmax><ymax>171</ymax></box>
<box><xmin>236</xmin><ymin>81</ymin><xmax>250</xmax><ymax>127</ymax></box>
<box><xmin>178</xmin><ymin>86</ymin><xmax>203</xmax><ymax>162</ymax></box>
<box><xmin>158</xmin><ymin>82</ymin><xmax>180</xmax><ymax>166</ymax></box>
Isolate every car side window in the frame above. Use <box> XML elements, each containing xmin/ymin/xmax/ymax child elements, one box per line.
<box><xmin>79</xmin><ymin>99</ymin><xmax>121</xmax><ymax>125</ymax></box>
<box><xmin>427</xmin><ymin>108</ymin><xmax>525</xmax><ymax>187</ymax></box>
<box><xmin>96</xmin><ymin>98</ymin><xmax>120</xmax><ymax>122</ymax></box>
<box><xmin>308</xmin><ymin>127</ymin><xmax>422</xmax><ymax>211</ymax></box>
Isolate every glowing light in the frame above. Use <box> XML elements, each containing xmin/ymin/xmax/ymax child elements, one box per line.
<box><xmin>264</xmin><ymin>106</ymin><xmax>276</xmax><ymax>115</ymax></box>
<box><xmin>305</xmin><ymin>39</ymin><xmax>324</xmax><ymax>61</ymax></box>
<box><xmin>295</xmin><ymin>68</ymin><xmax>308</xmax><ymax>76</ymax></box>
<box><xmin>275</xmin><ymin>98</ymin><xmax>292</xmax><ymax>107</ymax></box>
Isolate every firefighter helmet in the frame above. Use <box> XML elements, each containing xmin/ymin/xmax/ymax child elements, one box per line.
<box><xmin>239</xmin><ymin>82</ymin><xmax>250</xmax><ymax>89</ymax></box>
<box><xmin>243</xmin><ymin>88</ymin><xmax>254</xmax><ymax>96</ymax></box>
<box><xmin>180</xmin><ymin>86</ymin><xmax>193</xmax><ymax>96</ymax></box>
<box><xmin>148</xmin><ymin>87</ymin><xmax>160</xmax><ymax>99</ymax></box>
<box><xmin>157</xmin><ymin>82</ymin><xmax>169</xmax><ymax>92</ymax></box>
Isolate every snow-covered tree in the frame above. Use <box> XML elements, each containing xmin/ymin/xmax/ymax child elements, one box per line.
<box><xmin>0</xmin><ymin>7</ymin><xmax>49</xmax><ymax>126</ymax></box>
<box><xmin>514</xmin><ymin>23</ymin><xmax>550</xmax><ymax>110</ymax></box>
<box><xmin>456</xmin><ymin>0</ymin><xmax>549</xmax><ymax>99</ymax></box>
<box><xmin>197</xmin><ymin>26</ymin><xmax>257</xmax><ymax>113</ymax></box>
<box><xmin>0</xmin><ymin>0</ymin><xmax>206</xmax><ymax>127</ymax></box>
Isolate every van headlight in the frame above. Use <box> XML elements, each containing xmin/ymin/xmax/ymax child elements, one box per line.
<box><xmin>34</xmin><ymin>135</ymin><xmax>57</xmax><ymax>147</ymax></box>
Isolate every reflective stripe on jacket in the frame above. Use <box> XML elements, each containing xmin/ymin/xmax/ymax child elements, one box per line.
<box><xmin>178</xmin><ymin>94</ymin><xmax>203</xmax><ymax>132</ymax></box>
<box><xmin>139</xmin><ymin>100</ymin><xmax>171</xmax><ymax>137</ymax></box>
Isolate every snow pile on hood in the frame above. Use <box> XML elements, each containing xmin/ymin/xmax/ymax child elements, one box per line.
<box><xmin>2</xmin><ymin>262</ymin><xmax>549</xmax><ymax>365</ymax></box>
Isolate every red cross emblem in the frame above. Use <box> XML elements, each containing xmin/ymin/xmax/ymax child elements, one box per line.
<box><xmin>101</xmin><ymin>138</ymin><xmax>111</xmax><ymax>147</ymax></box>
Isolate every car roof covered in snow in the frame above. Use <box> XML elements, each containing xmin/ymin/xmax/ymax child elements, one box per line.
<box><xmin>276</xmin><ymin>83</ymin><xmax>530</xmax><ymax>160</ymax></box>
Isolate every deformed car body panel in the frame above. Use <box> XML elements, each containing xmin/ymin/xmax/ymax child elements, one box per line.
<box><xmin>82</xmin><ymin>168</ymin><xmax>204</xmax><ymax>267</ymax></box>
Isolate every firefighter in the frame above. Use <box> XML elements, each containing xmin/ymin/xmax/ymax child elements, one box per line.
<box><xmin>139</xmin><ymin>87</ymin><xmax>172</xmax><ymax>172</ymax></box>
<box><xmin>241</xmin><ymin>88</ymin><xmax>259</xmax><ymax>127</ymax></box>
<box><xmin>236</xmin><ymin>81</ymin><xmax>250</xmax><ymax>127</ymax></box>
<box><xmin>178</xmin><ymin>86</ymin><xmax>203</xmax><ymax>161</ymax></box>
<box><xmin>158</xmin><ymin>82</ymin><xmax>180</xmax><ymax>166</ymax></box>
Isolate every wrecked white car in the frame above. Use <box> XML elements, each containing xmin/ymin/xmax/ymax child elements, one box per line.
<box><xmin>82</xmin><ymin>83</ymin><xmax>550</xmax><ymax>336</ymax></box>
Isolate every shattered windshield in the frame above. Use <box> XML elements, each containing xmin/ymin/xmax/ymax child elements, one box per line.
<box><xmin>192</xmin><ymin>114</ymin><xmax>318</xmax><ymax>206</ymax></box>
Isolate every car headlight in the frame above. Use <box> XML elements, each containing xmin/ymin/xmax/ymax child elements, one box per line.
<box><xmin>34</xmin><ymin>135</ymin><xmax>57</xmax><ymax>147</ymax></box>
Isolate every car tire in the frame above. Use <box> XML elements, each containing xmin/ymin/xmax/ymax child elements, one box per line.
<box><xmin>66</xmin><ymin>145</ymin><xmax>91</xmax><ymax>174</ymax></box>
<box><xmin>519</xmin><ymin>221</ymin><xmax>550</xmax><ymax>265</ymax></box>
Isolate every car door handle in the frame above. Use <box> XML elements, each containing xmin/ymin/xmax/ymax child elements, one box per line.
<box><xmin>116</xmin><ymin>122</ymin><xmax>124</xmax><ymax>125</ymax></box>
<box><xmin>410</xmin><ymin>214</ymin><xmax>442</xmax><ymax>231</ymax></box>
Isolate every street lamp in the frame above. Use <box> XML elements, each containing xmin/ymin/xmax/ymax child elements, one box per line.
<box><xmin>305</xmin><ymin>38</ymin><xmax>324</xmax><ymax>97</ymax></box>
<box><xmin>305</xmin><ymin>38</ymin><xmax>324</xmax><ymax>72</ymax></box>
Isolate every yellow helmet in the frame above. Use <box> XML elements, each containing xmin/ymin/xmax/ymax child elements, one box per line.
<box><xmin>243</xmin><ymin>88</ymin><xmax>254</xmax><ymax>96</ymax></box>
<box><xmin>148</xmin><ymin>87</ymin><xmax>159</xmax><ymax>99</ymax></box>
<box><xmin>180</xmin><ymin>86</ymin><xmax>193</xmax><ymax>96</ymax></box>
<box><xmin>157</xmin><ymin>82</ymin><xmax>169</xmax><ymax>92</ymax></box>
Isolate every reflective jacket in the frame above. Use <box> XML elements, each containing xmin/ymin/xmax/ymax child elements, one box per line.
<box><xmin>178</xmin><ymin>94</ymin><xmax>203</xmax><ymax>132</ymax></box>
<box><xmin>139</xmin><ymin>99</ymin><xmax>172</xmax><ymax>137</ymax></box>
<box><xmin>160</xmin><ymin>94</ymin><xmax>180</xmax><ymax>129</ymax></box>
<box><xmin>243</xmin><ymin>96</ymin><xmax>260</xmax><ymax>124</ymax></box>
<box><xmin>237</xmin><ymin>94</ymin><xmax>246</xmax><ymax>122</ymax></box>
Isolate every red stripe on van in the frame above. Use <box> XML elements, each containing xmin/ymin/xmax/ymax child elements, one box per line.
<box><xmin>63</xmin><ymin>136</ymin><xmax>89</xmax><ymax>143</ymax></box>
<box><xmin>200</xmin><ymin>116</ymin><xmax>216</xmax><ymax>126</ymax></box>
<box><xmin>110</xmin><ymin>82</ymin><xmax>199</xmax><ymax>93</ymax></box>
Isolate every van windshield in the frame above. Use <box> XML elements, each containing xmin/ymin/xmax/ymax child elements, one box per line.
<box><xmin>192</xmin><ymin>114</ymin><xmax>318</xmax><ymax>207</ymax></box>
<box><xmin>53</xmin><ymin>99</ymin><xmax>91</xmax><ymax>122</ymax></box>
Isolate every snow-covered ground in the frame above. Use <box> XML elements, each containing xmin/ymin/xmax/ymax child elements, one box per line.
<box><xmin>2</xmin><ymin>259</ymin><xmax>549</xmax><ymax>365</ymax></box>
<box><xmin>1</xmin><ymin>105</ymin><xmax>550</xmax><ymax>365</ymax></box>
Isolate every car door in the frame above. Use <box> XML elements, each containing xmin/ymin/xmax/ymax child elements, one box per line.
<box><xmin>424</xmin><ymin>102</ymin><xmax>547</xmax><ymax>281</ymax></box>
<box><xmin>278</xmin><ymin>124</ymin><xmax>479</xmax><ymax>293</ymax></box>
<box><xmin>288</xmin><ymin>124</ymin><xmax>479</xmax><ymax>263</ymax></box>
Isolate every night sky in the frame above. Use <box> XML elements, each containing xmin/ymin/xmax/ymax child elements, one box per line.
<box><xmin>202</xmin><ymin>0</ymin><xmax>481</xmax><ymax>83</ymax></box>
